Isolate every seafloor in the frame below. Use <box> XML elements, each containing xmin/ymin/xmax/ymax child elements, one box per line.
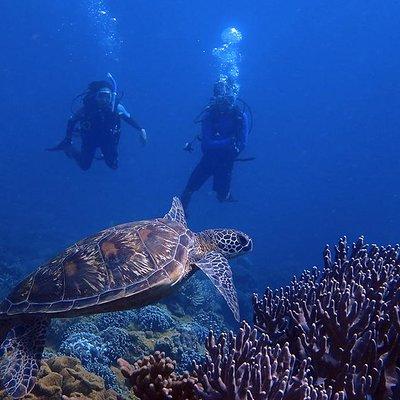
<box><xmin>1</xmin><ymin>236</ymin><xmax>399</xmax><ymax>400</ymax></box>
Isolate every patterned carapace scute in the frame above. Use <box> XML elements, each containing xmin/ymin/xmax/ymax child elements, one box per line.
<box><xmin>1</xmin><ymin>220</ymin><xmax>191</xmax><ymax>316</ymax></box>
<box><xmin>253</xmin><ymin>236</ymin><xmax>400</xmax><ymax>400</ymax></box>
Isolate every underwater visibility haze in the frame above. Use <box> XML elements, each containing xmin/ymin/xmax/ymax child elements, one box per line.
<box><xmin>1</xmin><ymin>0</ymin><xmax>400</xmax><ymax>399</ymax></box>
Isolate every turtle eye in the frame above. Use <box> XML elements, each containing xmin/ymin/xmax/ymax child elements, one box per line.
<box><xmin>238</xmin><ymin>235</ymin><xmax>248</xmax><ymax>247</ymax></box>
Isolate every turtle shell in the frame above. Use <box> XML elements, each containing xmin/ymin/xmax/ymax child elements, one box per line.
<box><xmin>0</xmin><ymin>219</ymin><xmax>192</xmax><ymax>318</ymax></box>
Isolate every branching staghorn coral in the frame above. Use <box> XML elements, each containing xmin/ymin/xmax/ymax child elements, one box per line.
<box><xmin>118</xmin><ymin>324</ymin><xmax>328</xmax><ymax>400</ymax></box>
<box><xmin>193</xmin><ymin>322</ymin><xmax>326</xmax><ymax>400</ymax></box>
<box><xmin>252</xmin><ymin>236</ymin><xmax>400</xmax><ymax>399</ymax></box>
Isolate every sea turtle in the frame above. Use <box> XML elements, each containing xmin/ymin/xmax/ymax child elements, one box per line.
<box><xmin>0</xmin><ymin>197</ymin><xmax>252</xmax><ymax>399</ymax></box>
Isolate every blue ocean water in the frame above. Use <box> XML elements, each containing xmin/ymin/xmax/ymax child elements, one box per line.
<box><xmin>0</xmin><ymin>0</ymin><xmax>400</xmax><ymax>302</ymax></box>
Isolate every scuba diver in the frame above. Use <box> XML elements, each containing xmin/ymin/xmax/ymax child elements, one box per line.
<box><xmin>47</xmin><ymin>74</ymin><xmax>147</xmax><ymax>170</ymax></box>
<box><xmin>181</xmin><ymin>78</ymin><xmax>251</xmax><ymax>211</ymax></box>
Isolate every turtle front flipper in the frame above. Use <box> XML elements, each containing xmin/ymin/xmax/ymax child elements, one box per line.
<box><xmin>164</xmin><ymin>197</ymin><xmax>187</xmax><ymax>228</ymax></box>
<box><xmin>194</xmin><ymin>251</ymin><xmax>240</xmax><ymax>322</ymax></box>
<box><xmin>0</xmin><ymin>316</ymin><xmax>49</xmax><ymax>399</ymax></box>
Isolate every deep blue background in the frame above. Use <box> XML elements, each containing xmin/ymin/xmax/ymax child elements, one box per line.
<box><xmin>1</xmin><ymin>0</ymin><xmax>400</xmax><ymax>300</ymax></box>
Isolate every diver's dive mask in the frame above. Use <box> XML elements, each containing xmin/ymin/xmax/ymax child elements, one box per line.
<box><xmin>214</xmin><ymin>94</ymin><xmax>235</xmax><ymax>109</ymax></box>
<box><xmin>95</xmin><ymin>88</ymin><xmax>113</xmax><ymax>107</ymax></box>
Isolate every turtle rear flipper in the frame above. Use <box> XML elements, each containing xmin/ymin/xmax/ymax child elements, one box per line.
<box><xmin>0</xmin><ymin>316</ymin><xmax>49</xmax><ymax>399</ymax></box>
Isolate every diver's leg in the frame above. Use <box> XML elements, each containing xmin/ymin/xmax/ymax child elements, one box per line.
<box><xmin>213</xmin><ymin>156</ymin><xmax>235</xmax><ymax>202</ymax></box>
<box><xmin>101</xmin><ymin>137</ymin><xmax>119</xmax><ymax>170</ymax></box>
<box><xmin>181</xmin><ymin>156</ymin><xmax>212</xmax><ymax>210</ymax></box>
<box><xmin>63</xmin><ymin>139</ymin><xmax>95</xmax><ymax>171</ymax></box>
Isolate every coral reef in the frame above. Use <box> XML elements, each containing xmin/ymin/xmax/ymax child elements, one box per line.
<box><xmin>194</xmin><ymin>322</ymin><xmax>325</xmax><ymax>400</ymax></box>
<box><xmin>178</xmin><ymin>349</ymin><xmax>204</xmax><ymax>374</ymax></box>
<box><xmin>193</xmin><ymin>310</ymin><xmax>227</xmax><ymax>335</ymax></box>
<box><xmin>0</xmin><ymin>356</ymin><xmax>119</xmax><ymax>400</ymax></box>
<box><xmin>118</xmin><ymin>351</ymin><xmax>197</xmax><ymax>400</ymax></box>
<box><xmin>119</xmin><ymin>236</ymin><xmax>400</xmax><ymax>400</ymax></box>
<box><xmin>253</xmin><ymin>236</ymin><xmax>400</xmax><ymax>399</ymax></box>
<box><xmin>59</xmin><ymin>332</ymin><xmax>119</xmax><ymax>390</ymax></box>
<box><xmin>47</xmin><ymin>318</ymin><xmax>79</xmax><ymax>348</ymax></box>
<box><xmin>173</xmin><ymin>323</ymin><xmax>208</xmax><ymax>372</ymax></box>
<box><xmin>64</xmin><ymin>321</ymin><xmax>100</xmax><ymax>340</ymax></box>
<box><xmin>95</xmin><ymin>311</ymin><xmax>137</xmax><ymax>331</ymax></box>
<box><xmin>118</xmin><ymin>324</ymin><xmax>326</xmax><ymax>400</ymax></box>
<box><xmin>151</xmin><ymin>322</ymin><xmax>208</xmax><ymax>373</ymax></box>
<box><xmin>9</xmin><ymin>235</ymin><xmax>397</xmax><ymax>399</ymax></box>
<box><xmin>100</xmin><ymin>327</ymin><xmax>133</xmax><ymax>361</ymax></box>
<box><xmin>51</xmin><ymin>304</ymin><xmax>201</xmax><ymax>392</ymax></box>
<box><xmin>55</xmin><ymin>311</ymin><xmax>149</xmax><ymax>391</ymax></box>
<box><xmin>134</xmin><ymin>305</ymin><xmax>175</xmax><ymax>332</ymax></box>
<box><xmin>176</xmin><ymin>322</ymin><xmax>209</xmax><ymax>343</ymax></box>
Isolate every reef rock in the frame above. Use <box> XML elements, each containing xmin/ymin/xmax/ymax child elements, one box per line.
<box><xmin>0</xmin><ymin>356</ymin><xmax>119</xmax><ymax>400</ymax></box>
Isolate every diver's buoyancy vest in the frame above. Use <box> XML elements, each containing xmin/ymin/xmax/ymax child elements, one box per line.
<box><xmin>207</xmin><ymin>105</ymin><xmax>244</xmax><ymax>142</ymax></box>
<box><xmin>80</xmin><ymin>106</ymin><xmax>121</xmax><ymax>137</ymax></box>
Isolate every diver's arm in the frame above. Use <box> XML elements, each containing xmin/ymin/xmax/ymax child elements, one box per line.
<box><xmin>65</xmin><ymin>112</ymin><xmax>82</xmax><ymax>141</ymax></box>
<box><xmin>123</xmin><ymin>115</ymin><xmax>143</xmax><ymax>130</ymax></box>
<box><xmin>118</xmin><ymin>104</ymin><xmax>142</xmax><ymax>130</ymax></box>
<box><xmin>118</xmin><ymin>104</ymin><xmax>147</xmax><ymax>145</ymax></box>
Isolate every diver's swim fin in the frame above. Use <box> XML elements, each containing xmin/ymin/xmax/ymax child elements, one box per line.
<box><xmin>46</xmin><ymin>139</ymin><xmax>71</xmax><ymax>152</ymax></box>
<box><xmin>234</xmin><ymin>157</ymin><xmax>256</xmax><ymax>162</ymax></box>
<box><xmin>0</xmin><ymin>316</ymin><xmax>49</xmax><ymax>398</ymax></box>
<box><xmin>46</xmin><ymin>146</ymin><xmax>63</xmax><ymax>152</ymax></box>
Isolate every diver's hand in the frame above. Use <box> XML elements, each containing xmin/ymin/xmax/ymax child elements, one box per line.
<box><xmin>139</xmin><ymin>128</ymin><xmax>147</xmax><ymax>146</ymax></box>
<box><xmin>46</xmin><ymin>137</ymin><xmax>72</xmax><ymax>152</ymax></box>
<box><xmin>183</xmin><ymin>142</ymin><xmax>194</xmax><ymax>152</ymax></box>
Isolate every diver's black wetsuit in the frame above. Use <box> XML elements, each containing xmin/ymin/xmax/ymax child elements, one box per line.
<box><xmin>66</xmin><ymin>103</ymin><xmax>142</xmax><ymax>170</ymax></box>
<box><xmin>182</xmin><ymin>104</ymin><xmax>248</xmax><ymax>209</ymax></box>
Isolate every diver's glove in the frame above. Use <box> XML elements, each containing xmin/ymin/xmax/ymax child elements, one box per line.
<box><xmin>183</xmin><ymin>142</ymin><xmax>194</xmax><ymax>153</ymax></box>
<box><xmin>183</xmin><ymin>135</ymin><xmax>201</xmax><ymax>152</ymax></box>
<box><xmin>46</xmin><ymin>137</ymin><xmax>72</xmax><ymax>152</ymax></box>
<box><xmin>139</xmin><ymin>128</ymin><xmax>147</xmax><ymax>146</ymax></box>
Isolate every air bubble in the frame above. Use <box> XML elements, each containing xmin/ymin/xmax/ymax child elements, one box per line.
<box><xmin>212</xmin><ymin>27</ymin><xmax>243</xmax><ymax>97</ymax></box>
<box><xmin>86</xmin><ymin>0</ymin><xmax>122</xmax><ymax>61</ymax></box>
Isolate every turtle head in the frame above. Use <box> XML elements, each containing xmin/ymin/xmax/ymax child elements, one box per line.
<box><xmin>200</xmin><ymin>229</ymin><xmax>253</xmax><ymax>258</ymax></box>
